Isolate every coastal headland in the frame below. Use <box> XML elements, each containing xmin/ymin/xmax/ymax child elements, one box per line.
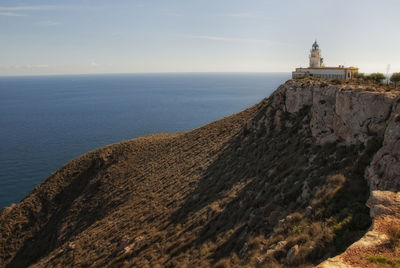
<box><xmin>1</xmin><ymin>79</ymin><xmax>399</xmax><ymax>267</ymax></box>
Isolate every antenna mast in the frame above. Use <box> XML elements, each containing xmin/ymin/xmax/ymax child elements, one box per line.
<box><xmin>386</xmin><ymin>64</ymin><xmax>391</xmax><ymax>85</ymax></box>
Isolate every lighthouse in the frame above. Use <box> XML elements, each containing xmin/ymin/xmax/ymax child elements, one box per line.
<box><xmin>309</xmin><ymin>41</ymin><xmax>323</xmax><ymax>68</ymax></box>
<box><xmin>292</xmin><ymin>40</ymin><xmax>358</xmax><ymax>80</ymax></box>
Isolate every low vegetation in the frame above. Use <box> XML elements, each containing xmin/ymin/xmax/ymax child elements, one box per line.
<box><xmin>367</xmin><ymin>255</ymin><xmax>400</xmax><ymax>267</ymax></box>
<box><xmin>391</xmin><ymin>72</ymin><xmax>400</xmax><ymax>87</ymax></box>
<box><xmin>388</xmin><ymin>226</ymin><xmax>400</xmax><ymax>249</ymax></box>
<box><xmin>298</xmin><ymin>74</ymin><xmax>400</xmax><ymax>93</ymax></box>
<box><xmin>366</xmin><ymin>73</ymin><xmax>386</xmax><ymax>83</ymax></box>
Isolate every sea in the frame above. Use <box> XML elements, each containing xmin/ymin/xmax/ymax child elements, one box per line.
<box><xmin>0</xmin><ymin>73</ymin><xmax>290</xmax><ymax>208</ymax></box>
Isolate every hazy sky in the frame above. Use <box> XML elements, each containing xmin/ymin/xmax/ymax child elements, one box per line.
<box><xmin>1</xmin><ymin>0</ymin><xmax>399</xmax><ymax>76</ymax></box>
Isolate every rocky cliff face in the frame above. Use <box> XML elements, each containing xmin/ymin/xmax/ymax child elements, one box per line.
<box><xmin>264</xmin><ymin>80</ymin><xmax>400</xmax><ymax>267</ymax></box>
<box><xmin>274</xmin><ymin>80</ymin><xmax>400</xmax><ymax>192</ymax></box>
<box><xmin>0</xmin><ymin>79</ymin><xmax>399</xmax><ymax>268</ymax></box>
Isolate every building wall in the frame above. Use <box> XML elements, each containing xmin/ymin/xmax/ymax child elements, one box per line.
<box><xmin>345</xmin><ymin>69</ymin><xmax>354</xmax><ymax>79</ymax></box>
<box><xmin>292</xmin><ymin>68</ymin><xmax>357</xmax><ymax>80</ymax></box>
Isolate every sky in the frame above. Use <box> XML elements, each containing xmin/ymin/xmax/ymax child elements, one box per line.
<box><xmin>1</xmin><ymin>0</ymin><xmax>400</xmax><ymax>76</ymax></box>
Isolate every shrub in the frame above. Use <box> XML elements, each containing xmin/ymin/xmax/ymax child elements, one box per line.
<box><xmin>290</xmin><ymin>244</ymin><xmax>314</xmax><ymax>266</ymax></box>
<box><xmin>354</xmin><ymin>72</ymin><xmax>365</xmax><ymax>79</ymax></box>
<box><xmin>388</xmin><ymin>226</ymin><xmax>400</xmax><ymax>248</ymax></box>
<box><xmin>286</xmin><ymin>232</ymin><xmax>310</xmax><ymax>246</ymax></box>
<box><xmin>366</xmin><ymin>73</ymin><xmax>386</xmax><ymax>84</ymax></box>
<box><xmin>288</xmin><ymin>212</ymin><xmax>304</xmax><ymax>223</ymax></box>
<box><xmin>311</xmin><ymin>174</ymin><xmax>346</xmax><ymax>207</ymax></box>
<box><xmin>391</xmin><ymin>72</ymin><xmax>400</xmax><ymax>87</ymax></box>
<box><xmin>367</xmin><ymin>255</ymin><xmax>400</xmax><ymax>266</ymax></box>
<box><xmin>214</xmin><ymin>258</ymin><xmax>231</xmax><ymax>268</ymax></box>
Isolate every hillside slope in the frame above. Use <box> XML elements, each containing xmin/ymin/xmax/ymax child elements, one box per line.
<box><xmin>1</xmin><ymin>79</ymin><xmax>399</xmax><ymax>267</ymax></box>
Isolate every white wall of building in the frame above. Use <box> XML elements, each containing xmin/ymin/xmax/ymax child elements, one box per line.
<box><xmin>292</xmin><ymin>67</ymin><xmax>356</xmax><ymax>80</ymax></box>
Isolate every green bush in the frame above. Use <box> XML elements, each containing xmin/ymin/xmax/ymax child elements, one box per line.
<box><xmin>366</xmin><ymin>73</ymin><xmax>386</xmax><ymax>83</ymax></box>
<box><xmin>391</xmin><ymin>72</ymin><xmax>400</xmax><ymax>87</ymax></box>
<box><xmin>354</xmin><ymin>72</ymin><xmax>365</xmax><ymax>79</ymax></box>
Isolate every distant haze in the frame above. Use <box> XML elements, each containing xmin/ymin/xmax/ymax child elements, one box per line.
<box><xmin>1</xmin><ymin>0</ymin><xmax>399</xmax><ymax>76</ymax></box>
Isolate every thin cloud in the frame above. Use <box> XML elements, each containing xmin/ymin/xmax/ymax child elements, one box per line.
<box><xmin>28</xmin><ymin>64</ymin><xmax>49</xmax><ymax>68</ymax></box>
<box><xmin>223</xmin><ymin>12</ymin><xmax>273</xmax><ymax>20</ymax></box>
<box><xmin>0</xmin><ymin>5</ymin><xmax>62</xmax><ymax>11</ymax></box>
<box><xmin>0</xmin><ymin>5</ymin><xmax>71</xmax><ymax>18</ymax></box>
<box><xmin>226</xmin><ymin>12</ymin><xmax>258</xmax><ymax>18</ymax></box>
<box><xmin>186</xmin><ymin>35</ymin><xmax>272</xmax><ymax>44</ymax></box>
<box><xmin>2</xmin><ymin>64</ymin><xmax>49</xmax><ymax>69</ymax></box>
<box><xmin>37</xmin><ymin>20</ymin><xmax>60</xmax><ymax>26</ymax></box>
<box><xmin>0</xmin><ymin>12</ymin><xmax>26</xmax><ymax>17</ymax></box>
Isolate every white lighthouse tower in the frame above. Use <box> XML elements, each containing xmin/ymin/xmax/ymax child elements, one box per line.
<box><xmin>292</xmin><ymin>40</ymin><xmax>358</xmax><ymax>80</ymax></box>
<box><xmin>309</xmin><ymin>41</ymin><xmax>323</xmax><ymax>68</ymax></box>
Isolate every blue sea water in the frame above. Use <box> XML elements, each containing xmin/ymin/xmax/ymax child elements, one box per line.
<box><xmin>0</xmin><ymin>73</ymin><xmax>290</xmax><ymax>208</ymax></box>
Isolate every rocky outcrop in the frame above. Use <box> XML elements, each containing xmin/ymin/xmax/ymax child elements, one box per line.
<box><xmin>276</xmin><ymin>81</ymin><xmax>395</xmax><ymax>144</ymax></box>
<box><xmin>273</xmin><ymin>80</ymin><xmax>400</xmax><ymax>192</ymax></box>
<box><xmin>366</xmin><ymin>99</ymin><xmax>400</xmax><ymax>191</ymax></box>
<box><xmin>367</xmin><ymin>190</ymin><xmax>400</xmax><ymax>218</ymax></box>
<box><xmin>286</xmin><ymin>244</ymin><xmax>300</xmax><ymax>265</ymax></box>
<box><xmin>271</xmin><ymin>79</ymin><xmax>399</xmax><ymax>268</ymax></box>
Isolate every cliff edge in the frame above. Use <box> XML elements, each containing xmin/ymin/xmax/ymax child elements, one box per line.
<box><xmin>1</xmin><ymin>79</ymin><xmax>399</xmax><ymax>267</ymax></box>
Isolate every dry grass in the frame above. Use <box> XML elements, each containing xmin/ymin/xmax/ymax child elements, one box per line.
<box><xmin>388</xmin><ymin>226</ymin><xmax>400</xmax><ymax>249</ymax></box>
<box><xmin>295</xmin><ymin>76</ymin><xmax>400</xmax><ymax>93</ymax></box>
<box><xmin>339</xmin><ymin>217</ymin><xmax>400</xmax><ymax>267</ymax></box>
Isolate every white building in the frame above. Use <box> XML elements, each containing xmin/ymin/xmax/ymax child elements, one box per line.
<box><xmin>292</xmin><ymin>41</ymin><xmax>358</xmax><ymax>80</ymax></box>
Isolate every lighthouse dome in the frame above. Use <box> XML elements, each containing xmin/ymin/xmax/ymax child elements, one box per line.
<box><xmin>312</xmin><ymin>41</ymin><xmax>319</xmax><ymax>50</ymax></box>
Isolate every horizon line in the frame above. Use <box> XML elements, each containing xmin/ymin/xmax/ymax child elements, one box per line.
<box><xmin>0</xmin><ymin>71</ymin><xmax>292</xmax><ymax>78</ymax></box>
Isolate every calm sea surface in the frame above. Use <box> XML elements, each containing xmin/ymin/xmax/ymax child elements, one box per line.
<box><xmin>0</xmin><ymin>73</ymin><xmax>289</xmax><ymax>208</ymax></box>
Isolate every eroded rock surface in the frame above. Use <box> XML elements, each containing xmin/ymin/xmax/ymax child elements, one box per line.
<box><xmin>318</xmin><ymin>191</ymin><xmax>400</xmax><ymax>268</ymax></box>
<box><xmin>367</xmin><ymin>190</ymin><xmax>400</xmax><ymax>218</ymax></box>
<box><xmin>274</xmin><ymin>80</ymin><xmax>400</xmax><ymax>193</ymax></box>
<box><xmin>271</xmin><ymin>79</ymin><xmax>399</xmax><ymax>268</ymax></box>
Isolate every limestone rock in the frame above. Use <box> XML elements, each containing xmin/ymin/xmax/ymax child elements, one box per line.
<box><xmin>366</xmin><ymin>190</ymin><xmax>400</xmax><ymax>218</ymax></box>
<box><xmin>286</xmin><ymin>244</ymin><xmax>299</xmax><ymax>265</ymax></box>
<box><xmin>333</xmin><ymin>90</ymin><xmax>394</xmax><ymax>144</ymax></box>
<box><xmin>317</xmin><ymin>256</ymin><xmax>353</xmax><ymax>268</ymax></box>
<box><xmin>66</xmin><ymin>242</ymin><xmax>76</xmax><ymax>250</ymax></box>
<box><xmin>284</xmin><ymin>83</ymin><xmax>313</xmax><ymax>113</ymax></box>
<box><xmin>365</xmin><ymin>97</ymin><xmax>400</xmax><ymax>191</ymax></box>
<box><xmin>310</xmin><ymin>85</ymin><xmax>338</xmax><ymax>143</ymax></box>
<box><xmin>273</xmin><ymin>81</ymin><xmax>397</xmax><ymax>145</ymax></box>
<box><xmin>123</xmin><ymin>236</ymin><xmax>146</xmax><ymax>254</ymax></box>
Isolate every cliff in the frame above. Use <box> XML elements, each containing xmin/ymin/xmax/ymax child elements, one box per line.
<box><xmin>0</xmin><ymin>79</ymin><xmax>399</xmax><ymax>267</ymax></box>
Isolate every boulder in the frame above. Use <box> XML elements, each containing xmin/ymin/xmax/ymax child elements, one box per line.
<box><xmin>366</xmin><ymin>190</ymin><xmax>400</xmax><ymax>218</ymax></box>
<box><xmin>286</xmin><ymin>244</ymin><xmax>299</xmax><ymax>265</ymax></box>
